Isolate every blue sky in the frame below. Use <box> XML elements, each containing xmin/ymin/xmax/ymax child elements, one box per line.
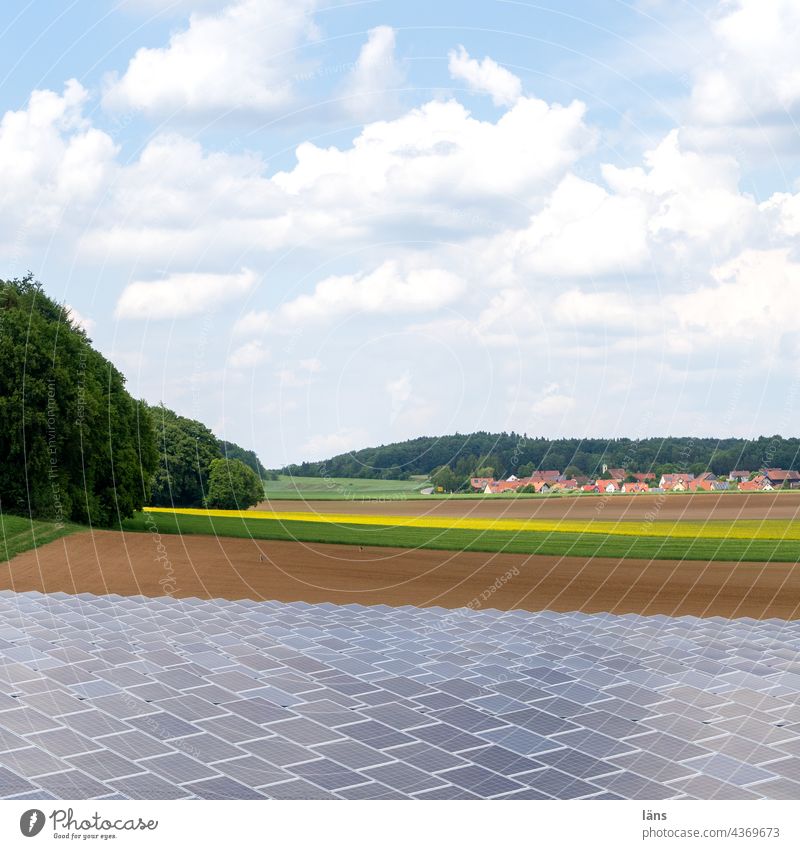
<box><xmin>2</xmin><ymin>0</ymin><xmax>800</xmax><ymax>466</ymax></box>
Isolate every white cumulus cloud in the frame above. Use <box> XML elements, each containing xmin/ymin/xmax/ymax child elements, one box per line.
<box><xmin>0</xmin><ymin>80</ymin><xmax>117</xmax><ymax>244</ymax></box>
<box><xmin>228</xmin><ymin>339</ymin><xmax>269</xmax><ymax>368</ymax></box>
<box><xmin>341</xmin><ymin>26</ymin><xmax>404</xmax><ymax>119</ymax></box>
<box><xmin>65</xmin><ymin>305</ymin><xmax>96</xmax><ymax>335</ymax></box>
<box><xmin>103</xmin><ymin>0</ymin><xmax>318</xmax><ymax>117</ymax></box>
<box><xmin>116</xmin><ymin>268</ymin><xmax>257</xmax><ymax>319</ymax></box>
<box><xmin>448</xmin><ymin>45</ymin><xmax>522</xmax><ymax>107</ymax></box>
<box><xmin>271</xmin><ymin>261</ymin><xmax>464</xmax><ymax>328</ymax></box>
<box><xmin>234</xmin><ymin>262</ymin><xmax>463</xmax><ymax>336</ymax></box>
<box><xmin>672</xmin><ymin>248</ymin><xmax>800</xmax><ymax>340</ymax></box>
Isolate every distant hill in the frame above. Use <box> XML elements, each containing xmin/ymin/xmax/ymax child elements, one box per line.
<box><xmin>283</xmin><ymin>433</ymin><xmax>800</xmax><ymax>481</ymax></box>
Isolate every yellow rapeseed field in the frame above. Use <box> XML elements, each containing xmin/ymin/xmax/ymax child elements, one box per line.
<box><xmin>144</xmin><ymin>507</ymin><xmax>800</xmax><ymax>541</ymax></box>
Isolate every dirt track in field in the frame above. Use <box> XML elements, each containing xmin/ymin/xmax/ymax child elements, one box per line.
<box><xmin>255</xmin><ymin>491</ymin><xmax>800</xmax><ymax>521</ymax></box>
<box><xmin>3</xmin><ymin>530</ymin><xmax>799</xmax><ymax>619</ymax></box>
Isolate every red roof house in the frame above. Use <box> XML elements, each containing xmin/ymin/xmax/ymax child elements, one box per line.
<box><xmin>621</xmin><ymin>482</ymin><xmax>649</xmax><ymax>493</ymax></box>
<box><xmin>763</xmin><ymin>469</ymin><xmax>800</xmax><ymax>488</ymax></box>
<box><xmin>470</xmin><ymin>477</ymin><xmax>492</xmax><ymax>490</ymax></box>
<box><xmin>659</xmin><ymin>473</ymin><xmax>694</xmax><ymax>490</ymax></box>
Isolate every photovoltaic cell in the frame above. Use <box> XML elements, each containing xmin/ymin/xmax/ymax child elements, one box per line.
<box><xmin>1</xmin><ymin>588</ymin><xmax>799</xmax><ymax>800</ymax></box>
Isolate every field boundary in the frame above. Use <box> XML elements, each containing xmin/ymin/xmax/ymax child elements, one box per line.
<box><xmin>144</xmin><ymin>506</ymin><xmax>800</xmax><ymax>542</ymax></box>
<box><xmin>131</xmin><ymin>510</ymin><xmax>800</xmax><ymax>562</ymax></box>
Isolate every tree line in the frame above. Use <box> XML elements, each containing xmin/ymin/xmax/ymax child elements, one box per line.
<box><xmin>0</xmin><ymin>276</ymin><xmax>267</xmax><ymax>524</ymax></box>
<box><xmin>284</xmin><ymin>431</ymin><xmax>800</xmax><ymax>487</ymax></box>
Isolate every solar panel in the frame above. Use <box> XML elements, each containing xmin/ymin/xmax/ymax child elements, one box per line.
<box><xmin>34</xmin><ymin>769</ymin><xmax>110</xmax><ymax>799</ymax></box>
<box><xmin>109</xmin><ymin>773</ymin><xmax>192</xmax><ymax>800</ymax></box>
<box><xmin>336</xmin><ymin>781</ymin><xmax>405</xmax><ymax>799</ymax></box>
<box><xmin>360</xmin><ymin>703</ymin><xmax>437</xmax><ymax>730</ymax></box>
<box><xmin>288</xmin><ymin>758</ymin><xmax>365</xmax><ymax>790</ymax></box>
<box><xmin>0</xmin><ymin>706</ymin><xmax>62</xmax><ymax>735</ymax></box>
<box><xmin>608</xmin><ymin>750</ymin><xmax>695</xmax><ymax>784</ymax></box>
<box><xmin>126</xmin><ymin>712</ymin><xmax>199</xmax><ymax>740</ymax></box>
<box><xmin>311</xmin><ymin>739</ymin><xmax>393</xmax><ymax>770</ymax></box>
<box><xmin>60</xmin><ymin>710</ymin><xmax>131</xmax><ymax>738</ymax></box>
<box><xmin>689</xmin><ymin>753</ymin><xmax>776</xmax><ymax>786</ymax></box>
<box><xmin>260</xmin><ymin>778</ymin><xmax>336</xmax><ymax>800</ymax></box>
<box><xmin>343</xmin><ymin>720</ymin><xmax>414</xmax><ymax>749</ymax></box>
<box><xmin>242</xmin><ymin>737</ymin><xmax>320</xmax><ymax>768</ymax></box>
<box><xmin>747</xmin><ymin>778</ymin><xmax>800</xmax><ymax>800</ymax></box>
<box><xmin>362</xmin><ymin>761</ymin><xmax>446</xmax><ymax>793</ymax></box>
<box><xmin>266</xmin><ymin>717</ymin><xmax>343</xmax><ymax>746</ymax></box>
<box><xmin>0</xmin><ymin>747</ymin><xmax>67</xmax><ymax>778</ymax></box>
<box><xmin>2</xmin><ymin>588</ymin><xmax>800</xmax><ymax>800</ymax></box>
<box><xmin>521</xmin><ymin>767</ymin><xmax>601</xmax><ymax>799</ymax></box>
<box><xmin>478</xmin><ymin>726</ymin><xmax>561</xmax><ymax>756</ymax></box>
<box><xmin>529</xmin><ymin>747</ymin><xmax>617</xmax><ymax>780</ymax></box>
<box><xmin>438</xmin><ymin>764</ymin><xmax>523</xmax><ymax>797</ymax></box>
<box><xmin>430</xmin><ymin>705</ymin><xmax>508</xmax><ymax>733</ymax></box>
<box><xmin>99</xmin><ymin>730</ymin><xmax>172</xmax><ymax>760</ymax></box>
<box><xmin>171</xmin><ymin>732</ymin><xmax>242</xmax><ymax>764</ymax></box>
<box><xmin>0</xmin><ymin>727</ymin><xmax>29</xmax><ymax>753</ymax></box>
<box><xmin>215</xmin><ymin>755</ymin><xmax>289</xmax><ymax>787</ymax></box>
<box><xmin>413</xmin><ymin>784</ymin><xmax>481</xmax><ymax>800</ymax></box>
<box><xmin>140</xmin><ymin>752</ymin><xmax>220</xmax><ymax>784</ymax></box>
<box><xmin>599</xmin><ymin>771</ymin><xmax>680</xmax><ymax>800</ymax></box>
<box><xmin>185</xmin><ymin>776</ymin><xmax>265</xmax><ymax>800</ymax></box>
<box><xmin>65</xmin><ymin>749</ymin><xmax>144</xmax><ymax>781</ymax></box>
<box><xmin>391</xmin><ymin>741</ymin><xmax>466</xmax><ymax>773</ymax></box>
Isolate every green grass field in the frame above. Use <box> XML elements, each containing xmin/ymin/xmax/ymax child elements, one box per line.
<box><xmin>262</xmin><ymin>474</ymin><xmax>432</xmax><ymax>500</ymax></box>
<box><xmin>262</xmin><ymin>474</ymin><xmax>588</xmax><ymax>500</ymax></box>
<box><xmin>122</xmin><ymin>510</ymin><xmax>800</xmax><ymax>562</ymax></box>
<box><xmin>0</xmin><ymin>514</ymin><xmax>78</xmax><ymax>563</ymax></box>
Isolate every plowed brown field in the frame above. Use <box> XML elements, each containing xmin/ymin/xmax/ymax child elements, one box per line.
<box><xmin>3</xmin><ymin>530</ymin><xmax>798</xmax><ymax>619</ymax></box>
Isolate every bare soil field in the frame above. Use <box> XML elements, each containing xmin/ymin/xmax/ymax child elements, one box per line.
<box><xmin>255</xmin><ymin>491</ymin><xmax>800</xmax><ymax>521</ymax></box>
<box><xmin>3</xmin><ymin>530</ymin><xmax>799</xmax><ymax>619</ymax></box>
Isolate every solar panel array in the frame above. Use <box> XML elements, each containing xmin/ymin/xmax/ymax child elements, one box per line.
<box><xmin>1</xmin><ymin>589</ymin><xmax>799</xmax><ymax>800</ymax></box>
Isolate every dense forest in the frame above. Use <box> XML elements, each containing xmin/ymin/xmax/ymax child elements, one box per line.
<box><xmin>219</xmin><ymin>439</ymin><xmax>274</xmax><ymax>479</ymax></box>
<box><xmin>0</xmin><ymin>275</ymin><xmax>157</xmax><ymax>524</ymax></box>
<box><xmin>283</xmin><ymin>433</ymin><xmax>800</xmax><ymax>482</ymax></box>
<box><xmin>0</xmin><ymin>275</ymin><xmax>269</xmax><ymax>521</ymax></box>
<box><xmin>148</xmin><ymin>404</ymin><xmax>271</xmax><ymax>508</ymax></box>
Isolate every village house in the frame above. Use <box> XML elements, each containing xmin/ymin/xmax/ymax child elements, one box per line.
<box><xmin>479</xmin><ymin>470</ymin><xmax>581</xmax><ymax>495</ymax></box>
<box><xmin>621</xmin><ymin>481</ymin><xmax>649</xmax><ymax>493</ymax></box>
<box><xmin>484</xmin><ymin>480</ymin><xmax>522</xmax><ymax>494</ymax></box>
<box><xmin>688</xmin><ymin>478</ymin><xmax>728</xmax><ymax>492</ymax></box>
<box><xmin>550</xmin><ymin>479</ymin><xmax>578</xmax><ymax>492</ymax></box>
<box><xmin>470</xmin><ymin>477</ymin><xmax>492</xmax><ymax>491</ymax></box>
<box><xmin>738</xmin><ymin>479</ymin><xmax>765</xmax><ymax>492</ymax></box>
<box><xmin>762</xmin><ymin>468</ymin><xmax>800</xmax><ymax>489</ymax></box>
<box><xmin>473</xmin><ymin>464</ymin><xmax>799</xmax><ymax>496</ymax></box>
<box><xmin>484</xmin><ymin>477</ymin><xmax>555</xmax><ymax>494</ymax></box>
<box><xmin>534</xmin><ymin>470</ymin><xmax>562</xmax><ymax>482</ymax></box>
<box><xmin>738</xmin><ymin>474</ymin><xmax>773</xmax><ymax>491</ymax></box>
<box><xmin>659</xmin><ymin>473</ymin><xmax>694</xmax><ymax>490</ymax></box>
